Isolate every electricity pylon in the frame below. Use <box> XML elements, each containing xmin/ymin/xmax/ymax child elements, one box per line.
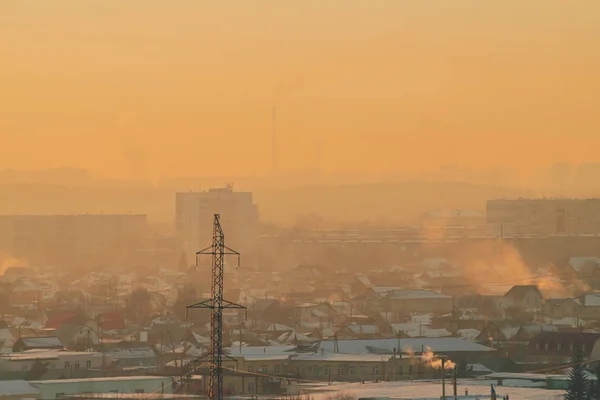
<box><xmin>186</xmin><ymin>214</ymin><xmax>246</xmax><ymax>400</ymax></box>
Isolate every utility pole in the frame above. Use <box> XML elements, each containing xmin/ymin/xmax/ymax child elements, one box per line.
<box><xmin>186</xmin><ymin>214</ymin><xmax>246</xmax><ymax>400</ymax></box>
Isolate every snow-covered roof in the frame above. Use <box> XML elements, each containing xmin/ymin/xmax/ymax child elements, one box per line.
<box><xmin>0</xmin><ymin>380</ymin><xmax>40</xmax><ymax>397</ymax></box>
<box><xmin>317</xmin><ymin>338</ymin><xmax>494</xmax><ymax>354</ymax></box>
<box><xmin>457</xmin><ymin>329</ymin><xmax>481</xmax><ymax>341</ymax></box>
<box><xmin>345</xmin><ymin>324</ymin><xmax>380</xmax><ymax>335</ymax></box>
<box><xmin>391</xmin><ymin>323</ymin><xmax>451</xmax><ymax>338</ymax></box>
<box><xmin>580</xmin><ymin>293</ymin><xmax>600</xmax><ymax>307</ymax></box>
<box><xmin>500</xmin><ymin>327</ymin><xmax>520</xmax><ymax>340</ymax></box>
<box><xmin>569</xmin><ymin>257</ymin><xmax>600</xmax><ymax>272</ymax></box>
<box><xmin>224</xmin><ymin>345</ymin><xmax>296</xmax><ymax>357</ymax></box>
<box><xmin>385</xmin><ymin>290</ymin><xmax>451</xmax><ymax>300</ymax></box>
<box><xmin>293</xmin><ymin>353</ymin><xmax>394</xmax><ymax>363</ymax></box>
<box><xmin>106</xmin><ymin>347</ymin><xmax>156</xmax><ymax>359</ymax></box>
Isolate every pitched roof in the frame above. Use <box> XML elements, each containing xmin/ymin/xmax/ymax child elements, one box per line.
<box><xmin>16</xmin><ymin>336</ymin><xmax>63</xmax><ymax>350</ymax></box>
<box><xmin>504</xmin><ymin>285</ymin><xmax>542</xmax><ymax>301</ymax></box>
<box><xmin>317</xmin><ymin>337</ymin><xmax>494</xmax><ymax>354</ymax></box>
<box><xmin>44</xmin><ymin>313</ymin><xmax>77</xmax><ymax>330</ymax></box>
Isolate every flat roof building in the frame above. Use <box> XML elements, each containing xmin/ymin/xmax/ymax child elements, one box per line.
<box><xmin>175</xmin><ymin>186</ymin><xmax>259</xmax><ymax>259</ymax></box>
<box><xmin>487</xmin><ymin>198</ymin><xmax>600</xmax><ymax>236</ymax></box>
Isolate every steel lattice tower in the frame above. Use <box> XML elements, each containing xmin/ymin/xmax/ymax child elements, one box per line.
<box><xmin>186</xmin><ymin>214</ymin><xmax>245</xmax><ymax>400</ymax></box>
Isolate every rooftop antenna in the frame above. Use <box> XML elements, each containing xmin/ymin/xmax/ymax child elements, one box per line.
<box><xmin>186</xmin><ymin>214</ymin><xmax>246</xmax><ymax>400</ymax></box>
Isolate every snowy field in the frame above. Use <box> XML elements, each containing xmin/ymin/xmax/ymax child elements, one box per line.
<box><xmin>296</xmin><ymin>380</ymin><xmax>565</xmax><ymax>400</ymax></box>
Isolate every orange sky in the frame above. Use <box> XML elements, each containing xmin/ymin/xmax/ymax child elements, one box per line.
<box><xmin>1</xmin><ymin>1</ymin><xmax>599</xmax><ymax>181</ymax></box>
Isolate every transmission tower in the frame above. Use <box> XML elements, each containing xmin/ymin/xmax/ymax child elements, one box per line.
<box><xmin>186</xmin><ymin>214</ymin><xmax>246</xmax><ymax>400</ymax></box>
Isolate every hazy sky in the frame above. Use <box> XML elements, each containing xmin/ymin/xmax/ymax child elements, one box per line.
<box><xmin>1</xmin><ymin>1</ymin><xmax>599</xmax><ymax>181</ymax></box>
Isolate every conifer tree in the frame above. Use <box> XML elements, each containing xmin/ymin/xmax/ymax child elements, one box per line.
<box><xmin>565</xmin><ymin>352</ymin><xmax>588</xmax><ymax>400</ymax></box>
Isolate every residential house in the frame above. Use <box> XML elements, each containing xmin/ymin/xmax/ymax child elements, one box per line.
<box><xmin>0</xmin><ymin>321</ymin><xmax>15</xmax><ymax>353</ymax></box>
<box><xmin>293</xmin><ymin>303</ymin><xmax>336</xmax><ymax>329</ymax></box>
<box><xmin>336</xmin><ymin>323</ymin><xmax>381</xmax><ymax>339</ymax></box>
<box><xmin>96</xmin><ymin>312</ymin><xmax>126</xmax><ymax>332</ymax></box>
<box><xmin>568</xmin><ymin>257</ymin><xmax>600</xmax><ymax>280</ymax></box>
<box><xmin>527</xmin><ymin>332</ymin><xmax>600</xmax><ymax>363</ymax></box>
<box><xmin>545</xmin><ymin>298</ymin><xmax>580</xmax><ymax>320</ymax></box>
<box><xmin>381</xmin><ymin>290</ymin><xmax>453</xmax><ymax>320</ymax></box>
<box><xmin>315</xmin><ymin>337</ymin><xmax>495</xmax><ymax>364</ymax></box>
<box><xmin>13</xmin><ymin>336</ymin><xmax>63</xmax><ymax>352</ymax></box>
<box><xmin>44</xmin><ymin>312</ymin><xmax>87</xmax><ymax>331</ymax></box>
<box><xmin>54</xmin><ymin>324</ymin><xmax>100</xmax><ymax>351</ymax></box>
<box><xmin>503</xmin><ymin>285</ymin><xmax>544</xmax><ymax>312</ymax></box>
<box><xmin>0</xmin><ymin>350</ymin><xmax>108</xmax><ymax>380</ymax></box>
<box><xmin>290</xmin><ymin>352</ymin><xmax>419</xmax><ymax>382</ymax></box>
<box><xmin>577</xmin><ymin>293</ymin><xmax>600</xmax><ymax>320</ymax></box>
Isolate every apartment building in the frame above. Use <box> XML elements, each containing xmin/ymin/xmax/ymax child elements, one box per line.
<box><xmin>0</xmin><ymin>214</ymin><xmax>147</xmax><ymax>265</ymax></box>
<box><xmin>486</xmin><ymin>198</ymin><xmax>600</xmax><ymax>235</ymax></box>
<box><xmin>175</xmin><ymin>186</ymin><xmax>259</xmax><ymax>257</ymax></box>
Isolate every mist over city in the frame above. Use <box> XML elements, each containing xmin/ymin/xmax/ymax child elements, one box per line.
<box><xmin>1</xmin><ymin>2</ymin><xmax>600</xmax><ymax>400</ymax></box>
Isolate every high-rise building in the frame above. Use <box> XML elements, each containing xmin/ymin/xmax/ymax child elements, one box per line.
<box><xmin>487</xmin><ymin>198</ymin><xmax>600</xmax><ymax>235</ymax></box>
<box><xmin>175</xmin><ymin>186</ymin><xmax>260</xmax><ymax>259</ymax></box>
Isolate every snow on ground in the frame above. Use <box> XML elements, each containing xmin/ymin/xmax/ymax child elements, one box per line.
<box><xmin>296</xmin><ymin>380</ymin><xmax>564</xmax><ymax>400</ymax></box>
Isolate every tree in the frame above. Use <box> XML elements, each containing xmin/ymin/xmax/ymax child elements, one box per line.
<box><xmin>26</xmin><ymin>360</ymin><xmax>49</xmax><ymax>380</ymax></box>
<box><xmin>565</xmin><ymin>352</ymin><xmax>588</xmax><ymax>400</ymax></box>
<box><xmin>587</xmin><ymin>363</ymin><xmax>600</xmax><ymax>400</ymax></box>
<box><xmin>125</xmin><ymin>288</ymin><xmax>153</xmax><ymax>324</ymax></box>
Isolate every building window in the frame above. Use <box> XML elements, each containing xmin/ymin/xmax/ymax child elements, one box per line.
<box><xmin>312</xmin><ymin>366</ymin><xmax>319</xmax><ymax>375</ymax></box>
<box><xmin>274</xmin><ymin>365</ymin><xmax>281</xmax><ymax>375</ymax></box>
<box><xmin>74</xmin><ymin>362</ymin><xmax>80</xmax><ymax>370</ymax></box>
<box><xmin>86</xmin><ymin>361</ymin><xmax>91</xmax><ymax>369</ymax></box>
<box><xmin>228</xmin><ymin>383</ymin><xmax>235</xmax><ymax>392</ymax></box>
<box><xmin>64</xmin><ymin>362</ymin><xmax>70</xmax><ymax>369</ymax></box>
<box><xmin>349</xmin><ymin>366</ymin><xmax>356</xmax><ymax>375</ymax></box>
<box><xmin>399</xmin><ymin>366</ymin><xmax>404</xmax><ymax>376</ymax></box>
<box><xmin>373</xmin><ymin>366</ymin><xmax>380</xmax><ymax>376</ymax></box>
<box><xmin>545</xmin><ymin>343</ymin><xmax>549</xmax><ymax>351</ymax></box>
<box><xmin>248</xmin><ymin>382</ymin><xmax>255</xmax><ymax>393</ymax></box>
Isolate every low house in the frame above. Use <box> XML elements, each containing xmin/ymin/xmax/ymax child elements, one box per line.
<box><xmin>0</xmin><ymin>350</ymin><xmax>107</xmax><ymax>380</ymax></box>
<box><xmin>382</xmin><ymin>290</ymin><xmax>453</xmax><ymax>319</ymax></box>
<box><xmin>527</xmin><ymin>332</ymin><xmax>600</xmax><ymax>363</ymax></box>
<box><xmin>315</xmin><ymin>337</ymin><xmax>495</xmax><ymax>364</ymax></box>
<box><xmin>290</xmin><ymin>352</ymin><xmax>418</xmax><ymax>382</ymax></box>
<box><xmin>503</xmin><ymin>285</ymin><xmax>543</xmax><ymax>311</ymax></box>
<box><xmin>97</xmin><ymin>312</ymin><xmax>126</xmax><ymax>332</ymax></box>
<box><xmin>545</xmin><ymin>298</ymin><xmax>580</xmax><ymax>320</ymax></box>
<box><xmin>54</xmin><ymin>324</ymin><xmax>100</xmax><ymax>350</ymax></box>
<box><xmin>44</xmin><ymin>313</ymin><xmax>85</xmax><ymax>331</ymax></box>
<box><xmin>0</xmin><ymin>321</ymin><xmax>15</xmax><ymax>353</ymax></box>
<box><xmin>568</xmin><ymin>257</ymin><xmax>600</xmax><ymax>279</ymax></box>
<box><xmin>337</xmin><ymin>323</ymin><xmax>381</xmax><ymax>339</ymax></box>
<box><xmin>13</xmin><ymin>336</ymin><xmax>63</xmax><ymax>352</ymax></box>
<box><xmin>29</xmin><ymin>376</ymin><xmax>173</xmax><ymax>399</ymax></box>
<box><xmin>293</xmin><ymin>303</ymin><xmax>336</xmax><ymax>329</ymax></box>
<box><xmin>577</xmin><ymin>293</ymin><xmax>600</xmax><ymax>320</ymax></box>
